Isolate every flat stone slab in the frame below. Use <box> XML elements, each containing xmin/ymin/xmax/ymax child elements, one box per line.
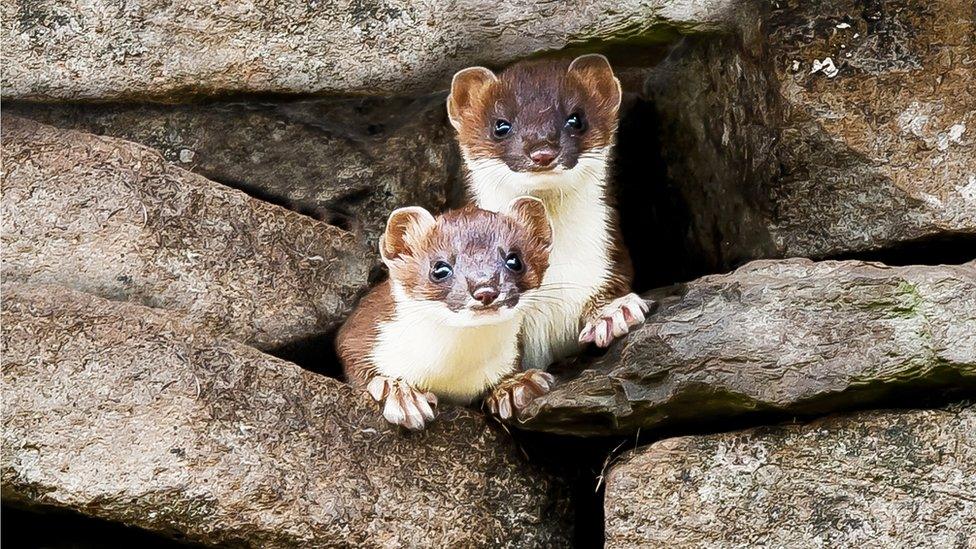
<box><xmin>7</xmin><ymin>96</ymin><xmax>460</xmax><ymax>246</ymax></box>
<box><xmin>604</xmin><ymin>404</ymin><xmax>976</xmax><ymax>547</ymax></box>
<box><xmin>2</xmin><ymin>0</ymin><xmax>741</xmax><ymax>101</ymax></box>
<box><xmin>1</xmin><ymin>116</ymin><xmax>371</xmax><ymax>350</ymax></box>
<box><xmin>1</xmin><ymin>284</ymin><xmax>572</xmax><ymax>547</ymax></box>
<box><xmin>520</xmin><ymin>259</ymin><xmax>976</xmax><ymax>435</ymax></box>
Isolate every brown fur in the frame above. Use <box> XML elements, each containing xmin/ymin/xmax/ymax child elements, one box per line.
<box><xmin>337</xmin><ymin>202</ymin><xmax>552</xmax><ymax>387</ymax></box>
<box><xmin>585</xmin><ymin>207</ymin><xmax>634</xmax><ymax>317</ymax></box>
<box><xmin>448</xmin><ymin>55</ymin><xmax>621</xmax><ymax>172</ymax></box>
<box><xmin>337</xmin><ymin>279</ymin><xmax>395</xmax><ymax>387</ymax></box>
<box><xmin>449</xmin><ymin>55</ymin><xmax>635</xmax><ymax>324</ymax></box>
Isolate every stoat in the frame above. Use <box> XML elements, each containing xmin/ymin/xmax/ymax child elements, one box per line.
<box><xmin>337</xmin><ymin>198</ymin><xmax>556</xmax><ymax>430</ymax></box>
<box><xmin>447</xmin><ymin>54</ymin><xmax>649</xmax><ymax>372</ymax></box>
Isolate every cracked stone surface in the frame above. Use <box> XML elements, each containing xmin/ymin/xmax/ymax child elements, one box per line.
<box><xmin>520</xmin><ymin>259</ymin><xmax>976</xmax><ymax>435</ymax></box>
<box><xmin>1</xmin><ymin>116</ymin><xmax>372</xmax><ymax>350</ymax></box>
<box><xmin>646</xmin><ymin>0</ymin><xmax>976</xmax><ymax>269</ymax></box>
<box><xmin>2</xmin><ymin>0</ymin><xmax>743</xmax><ymax>101</ymax></box>
<box><xmin>604</xmin><ymin>404</ymin><xmax>976</xmax><ymax>547</ymax></box>
<box><xmin>1</xmin><ymin>284</ymin><xmax>573</xmax><ymax>548</ymax></box>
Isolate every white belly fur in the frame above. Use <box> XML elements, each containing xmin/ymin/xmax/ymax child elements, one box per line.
<box><xmin>467</xmin><ymin>151</ymin><xmax>614</xmax><ymax>370</ymax></box>
<box><xmin>371</xmin><ymin>306</ymin><xmax>521</xmax><ymax>403</ymax></box>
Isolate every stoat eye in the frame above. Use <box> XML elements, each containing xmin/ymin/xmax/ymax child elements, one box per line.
<box><xmin>493</xmin><ymin>119</ymin><xmax>513</xmax><ymax>138</ymax></box>
<box><xmin>430</xmin><ymin>261</ymin><xmax>453</xmax><ymax>282</ymax></box>
<box><xmin>504</xmin><ymin>252</ymin><xmax>524</xmax><ymax>273</ymax></box>
<box><xmin>564</xmin><ymin>112</ymin><xmax>585</xmax><ymax>133</ymax></box>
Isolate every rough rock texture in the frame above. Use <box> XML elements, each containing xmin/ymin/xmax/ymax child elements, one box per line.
<box><xmin>604</xmin><ymin>404</ymin><xmax>976</xmax><ymax>548</ymax></box>
<box><xmin>521</xmin><ymin>259</ymin><xmax>976</xmax><ymax>435</ymax></box>
<box><xmin>1</xmin><ymin>116</ymin><xmax>372</xmax><ymax>350</ymax></box>
<box><xmin>1</xmin><ymin>284</ymin><xmax>573</xmax><ymax>548</ymax></box>
<box><xmin>6</xmin><ymin>96</ymin><xmax>462</xmax><ymax>245</ymax></box>
<box><xmin>2</xmin><ymin>0</ymin><xmax>743</xmax><ymax>101</ymax></box>
<box><xmin>646</xmin><ymin>0</ymin><xmax>976</xmax><ymax>269</ymax></box>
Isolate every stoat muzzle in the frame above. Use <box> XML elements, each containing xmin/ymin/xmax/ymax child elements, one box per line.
<box><xmin>448</xmin><ymin>54</ymin><xmax>621</xmax><ymax>176</ymax></box>
<box><xmin>337</xmin><ymin>197</ymin><xmax>553</xmax><ymax>420</ymax></box>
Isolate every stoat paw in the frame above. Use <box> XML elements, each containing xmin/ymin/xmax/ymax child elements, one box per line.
<box><xmin>485</xmin><ymin>369</ymin><xmax>555</xmax><ymax>421</ymax></box>
<box><xmin>578</xmin><ymin>293</ymin><xmax>650</xmax><ymax>348</ymax></box>
<box><xmin>366</xmin><ymin>376</ymin><xmax>438</xmax><ymax>431</ymax></box>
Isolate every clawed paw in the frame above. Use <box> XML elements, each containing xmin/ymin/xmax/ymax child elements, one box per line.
<box><xmin>366</xmin><ymin>376</ymin><xmax>438</xmax><ymax>431</ymax></box>
<box><xmin>578</xmin><ymin>293</ymin><xmax>650</xmax><ymax>348</ymax></box>
<box><xmin>485</xmin><ymin>369</ymin><xmax>555</xmax><ymax>421</ymax></box>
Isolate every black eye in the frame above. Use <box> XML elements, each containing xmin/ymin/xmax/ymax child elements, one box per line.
<box><xmin>504</xmin><ymin>253</ymin><xmax>523</xmax><ymax>273</ymax></box>
<box><xmin>493</xmin><ymin>119</ymin><xmax>512</xmax><ymax>138</ymax></box>
<box><xmin>430</xmin><ymin>261</ymin><xmax>453</xmax><ymax>282</ymax></box>
<box><xmin>565</xmin><ymin>112</ymin><xmax>585</xmax><ymax>132</ymax></box>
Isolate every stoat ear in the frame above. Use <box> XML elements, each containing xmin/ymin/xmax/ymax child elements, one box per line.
<box><xmin>447</xmin><ymin>66</ymin><xmax>497</xmax><ymax>131</ymax></box>
<box><xmin>380</xmin><ymin>206</ymin><xmax>436</xmax><ymax>263</ymax></box>
<box><xmin>506</xmin><ymin>196</ymin><xmax>553</xmax><ymax>251</ymax></box>
<box><xmin>567</xmin><ymin>54</ymin><xmax>622</xmax><ymax>112</ymax></box>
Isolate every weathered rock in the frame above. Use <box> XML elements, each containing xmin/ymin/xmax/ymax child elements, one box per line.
<box><xmin>2</xmin><ymin>0</ymin><xmax>743</xmax><ymax>101</ymax></box>
<box><xmin>645</xmin><ymin>0</ymin><xmax>976</xmax><ymax>269</ymax></box>
<box><xmin>0</xmin><ymin>116</ymin><xmax>371</xmax><ymax>350</ymax></box>
<box><xmin>6</xmin><ymin>96</ymin><xmax>462</xmax><ymax>245</ymax></box>
<box><xmin>604</xmin><ymin>404</ymin><xmax>976</xmax><ymax>547</ymax></box>
<box><xmin>520</xmin><ymin>259</ymin><xmax>976</xmax><ymax>435</ymax></box>
<box><xmin>1</xmin><ymin>284</ymin><xmax>573</xmax><ymax>547</ymax></box>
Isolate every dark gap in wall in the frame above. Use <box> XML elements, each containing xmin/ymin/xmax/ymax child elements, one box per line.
<box><xmin>825</xmin><ymin>233</ymin><xmax>976</xmax><ymax>266</ymax></box>
<box><xmin>269</xmin><ymin>328</ymin><xmax>346</xmax><ymax>381</ymax></box>
<box><xmin>210</xmin><ymin>174</ymin><xmax>359</xmax><ymax>232</ymax></box>
<box><xmin>1</xmin><ymin>505</ymin><xmax>202</xmax><ymax>549</ymax></box>
<box><xmin>269</xmin><ymin>263</ymin><xmax>387</xmax><ymax>380</ymax></box>
<box><xmin>508</xmin><ymin>429</ymin><xmax>625</xmax><ymax>548</ymax></box>
<box><xmin>626</xmin><ymin>378</ymin><xmax>976</xmax><ymax>450</ymax></box>
<box><xmin>613</xmin><ymin>95</ymin><xmax>714</xmax><ymax>293</ymax></box>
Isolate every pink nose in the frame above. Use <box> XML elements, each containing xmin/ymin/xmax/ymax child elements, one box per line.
<box><xmin>472</xmin><ymin>287</ymin><xmax>499</xmax><ymax>306</ymax></box>
<box><xmin>528</xmin><ymin>149</ymin><xmax>557</xmax><ymax>166</ymax></box>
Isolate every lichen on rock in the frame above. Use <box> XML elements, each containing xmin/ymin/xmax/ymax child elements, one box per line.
<box><xmin>604</xmin><ymin>404</ymin><xmax>976</xmax><ymax>547</ymax></box>
<box><xmin>520</xmin><ymin>259</ymin><xmax>976</xmax><ymax>435</ymax></box>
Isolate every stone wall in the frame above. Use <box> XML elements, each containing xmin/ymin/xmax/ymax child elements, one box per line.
<box><xmin>2</xmin><ymin>0</ymin><xmax>974</xmax><ymax>546</ymax></box>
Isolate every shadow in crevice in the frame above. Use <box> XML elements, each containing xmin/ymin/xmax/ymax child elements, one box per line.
<box><xmin>268</xmin><ymin>329</ymin><xmax>346</xmax><ymax>381</ymax></box>
<box><xmin>1</xmin><ymin>505</ymin><xmax>203</xmax><ymax>549</ymax></box>
<box><xmin>612</xmin><ymin>95</ymin><xmax>715</xmax><ymax>293</ymax></box>
<box><xmin>209</xmin><ymin>172</ymin><xmax>360</xmax><ymax>232</ymax></box>
<box><xmin>506</xmin><ymin>429</ymin><xmax>623</xmax><ymax>548</ymax></box>
<box><xmin>623</xmin><ymin>387</ymin><xmax>976</xmax><ymax>456</ymax></box>
<box><xmin>826</xmin><ymin>233</ymin><xmax>976</xmax><ymax>266</ymax></box>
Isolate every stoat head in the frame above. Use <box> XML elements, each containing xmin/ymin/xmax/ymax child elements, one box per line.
<box><xmin>380</xmin><ymin>197</ymin><xmax>552</xmax><ymax>327</ymax></box>
<box><xmin>447</xmin><ymin>54</ymin><xmax>621</xmax><ymax>194</ymax></box>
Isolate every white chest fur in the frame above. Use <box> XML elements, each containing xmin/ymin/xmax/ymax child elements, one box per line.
<box><xmin>467</xmin><ymin>151</ymin><xmax>614</xmax><ymax>370</ymax></box>
<box><xmin>370</xmin><ymin>305</ymin><xmax>521</xmax><ymax>403</ymax></box>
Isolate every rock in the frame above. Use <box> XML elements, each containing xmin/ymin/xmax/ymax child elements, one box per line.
<box><xmin>2</xmin><ymin>0</ymin><xmax>742</xmax><ymax>101</ymax></box>
<box><xmin>6</xmin><ymin>96</ymin><xmax>462</xmax><ymax>245</ymax></box>
<box><xmin>1</xmin><ymin>284</ymin><xmax>573</xmax><ymax>547</ymax></box>
<box><xmin>0</xmin><ymin>116</ymin><xmax>371</xmax><ymax>351</ymax></box>
<box><xmin>520</xmin><ymin>259</ymin><xmax>976</xmax><ymax>435</ymax></box>
<box><xmin>645</xmin><ymin>0</ymin><xmax>976</xmax><ymax>269</ymax></box>
<box><xmin>604</xmin><ymin>404</ymin><xmax>976</xmax><ymax>547</ymax></box>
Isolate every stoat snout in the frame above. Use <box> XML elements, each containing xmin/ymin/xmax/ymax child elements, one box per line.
<box><xmin>381</xmin><ymin>198</ymin><xmax>553</xmax><ymax>328</ymax></box>
<box><xmin>447</xmin><ymin>55</ymin><xmax>621</xmax><ymax>176</ymax></box>
<box><xmin>337</xmin><ymin>196</ymin><xmax>557</xmax><ymax>430</ymax></box>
